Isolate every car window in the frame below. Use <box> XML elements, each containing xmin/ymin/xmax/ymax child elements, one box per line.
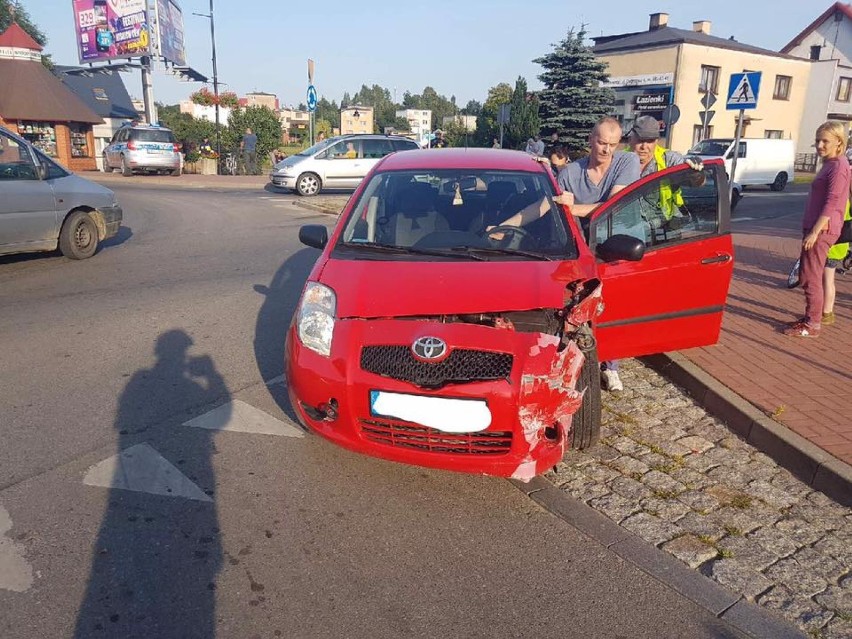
<box><xmin>592</xmin><ymin>166</ymin><xmax>720</xmax><ymax>250</ymax></box>
<box><xmin>327</xmin><ymin>139</ymin><xmax>360</xmax><ymax>159</ymax></box>
<box><xmin>0</xmin><ymin>131</ymin><xmax>39</xmax><ymax>181</ymax></box>
<box><xmin>131</xmin><ymin>129</ymin><xmax>176</xmax><ymax>143</ymax></box>
<box><xmin>391</xmin><ymin>139</ymin><xmax>418</xmax><ymax>152</ymax></box>
<box><xmin>34</xmin><ymin>149</ymin><xmax>69</xmax><ymax>179</ymax></box>
<box><xmin>361</xmin><ymin>139</ymin><xmax>394</xmax><ymax>159</ymax></box>
<box><xmin>336</xmin><ymin>168</ymin><xmax>577</xmax><ymax>260</ymax></box>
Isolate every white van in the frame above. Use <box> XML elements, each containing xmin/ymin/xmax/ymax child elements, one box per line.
<box><xmin>688</xmin><ymin>138</ymin><xmax>795</xmax><ymax>191</ymax></box>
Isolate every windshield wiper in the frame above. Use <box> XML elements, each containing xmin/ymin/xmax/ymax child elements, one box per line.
<box><xmin>461</xmin><ymin>246</ymin><xmax>554</xmax><ymax>260</ymax></box>
<box><xmin>341</xmin><ymin>242</ymin><xmax>487</xmax><ymax>261</ymax></box>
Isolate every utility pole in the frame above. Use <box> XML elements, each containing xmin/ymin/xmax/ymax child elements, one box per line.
<box><xmin>209</xmin><ymin>0</ymin><xmax>220</xmax><ymax>161</ymax></box>
<box><xmin>141</xmin><ymin>55</ymin><xmax>157</xmax><ymax>124</ymax></box>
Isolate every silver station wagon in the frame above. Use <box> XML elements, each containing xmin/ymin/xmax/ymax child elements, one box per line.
<box><xmin>0</xmin><ymin>125</ymin><xmax>122</xmax><ymax>260</ymax></box>
<box><xmin>270</xmin><ymin>134</ymin><xmax>419</xmax><ymax>196</ymax></box>
<box><xmin>103</xmin><ymin>123</ymin><xmax>182</xmax><ymax>176</ymax></box>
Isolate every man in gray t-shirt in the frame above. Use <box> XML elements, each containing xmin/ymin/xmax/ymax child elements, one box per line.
<box><xmin>556</xmin><ymin>118</ymin><xmax>640</xmax><ymax>218</ymax></box>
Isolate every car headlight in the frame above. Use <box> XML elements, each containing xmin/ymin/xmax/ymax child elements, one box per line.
<box><xmin>297</xmin><ymin>282</ymin><xmax>336</xmax><ymax>356</ymax></box>
<box><xmin>276</xmin><ymin>165</ymin><xmax>294</xmax><ymax>175</ymax></box>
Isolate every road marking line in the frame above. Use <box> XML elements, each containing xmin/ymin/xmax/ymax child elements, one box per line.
<box><xmin>0</xmin><ymin>505</ymin><xmax>34</xmax><ymax>592</ymax></box>
<box><xmin>183</xmin><ymin>400</ymin><xmax>303</xmax><ymax>437</ymax></box>
<box><xmin>265</xmin><ymin>375</ymin><xmax>285</xmax><ymax>386</ymax></box>
<box><xmin>83</xmin><ymin>444</ymin><xmax>213</xmax><ymax>502</ymax></box>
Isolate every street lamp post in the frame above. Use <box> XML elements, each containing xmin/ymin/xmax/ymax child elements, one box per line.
<box><xmin>194</xmin><ymin>0</ymin><xmax>221</xmax><ymax>160</ymax></box>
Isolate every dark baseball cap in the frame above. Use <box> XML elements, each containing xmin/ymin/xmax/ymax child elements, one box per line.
<box><xmin>629</xmin><ymin>115</ymin><xmax>662</xmax><ymax>141</ymax></box>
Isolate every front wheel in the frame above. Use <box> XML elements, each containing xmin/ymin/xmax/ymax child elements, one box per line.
<box><xmin>102</xmin><ymin>153</ymin><xmax>111</xmax><ymax>172</ymax></box>
<box><xmin>59</xmin><ymin>210</ymin><xmax>99</xmax><ymax>260</ymax></box>
<box><xmin>296</xmin><ymin>172</ymin><xmax>322</xmax><ymax>196</ymax></box>
<box><xmin>569</xmin><ymin>347</ymin><xmax>601</xmax><ymax>450</ymax></box>
<box><xmin>770</xmin><ymin>172</ymin><xmax>788</xmax><ymax>192</ymax></box>
<box><xmin>121</xmin><ymin>155</ymin><xmax>132</xmax><ymax>177</ymax></box>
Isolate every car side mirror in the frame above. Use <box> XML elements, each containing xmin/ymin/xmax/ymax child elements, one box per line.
<box><xmin>299</xmin><ymin>224</ymin><xmax>328</xmax><ymax>250</ymax></box>
<box><xmin>597</xmin><ymin>234</ymin><xmax>645</xmax><ymax>262</ymax></box>
<box><xmin>36</xmin><ymin>164</ymin><xmax>48</xmax><ymax>180</ymax></box>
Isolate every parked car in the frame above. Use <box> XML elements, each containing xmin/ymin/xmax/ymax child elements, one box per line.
<box><xmin>285</xmin><ymin>149</ymin><xmax>734</xmax><ymax>479</ymax></box>
<box><xmin>688</xmin><ymin>137</ymin><xmax>795</xmax><ymax>191</ymax></box>
<box><xmin>0</xmin><ymin>125</ymin><xmax>122</xmax><ymax>260</ymax></box>
<box><xmin>103</xmin><ymin>123</ymin><xmax>182</xmax><ymax>176</ymax></box>
<box><xmin>269</xmin><ymin>134</ymin><xmax>420</xmax><ymax>196</ymax></box>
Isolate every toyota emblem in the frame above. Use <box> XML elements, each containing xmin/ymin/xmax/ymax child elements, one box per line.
<box><xmin>411</xmin><ymin>336</ymin><xmax>448</xmax><ymax>361</ymax></box>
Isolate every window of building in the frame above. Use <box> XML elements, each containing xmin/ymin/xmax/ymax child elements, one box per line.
<box><xmin>773</xmin><ymin>75</ymin><xmax>791</xmax><ymax>100</ymax></box>
<box><xmin>69</xmin><ymin>123</ymin><xmax>92</xmax><ymax>158</ymax></box>
<box><xmin>692</xmin><ymin>124</ymin><xmax>713</xmax><ymax>147</ymax></box>
<box><xmin>837</xmin><ymin>77</ymin><xmax>852</xmax><ymax>102</ymax></box>
<box><xmin>764</xmin><ymin>130</ymin><xmax>784</xmax><ymax>139</ymax></box>
<box><xmin>699</xmin><ymin>65</ymin><xmax>720</xmax><ymax>93</ymax></box>
<box><xmin>810</xmin><ymin>45</ymin><xmax>821</xmax><ymax>60</ymax></box>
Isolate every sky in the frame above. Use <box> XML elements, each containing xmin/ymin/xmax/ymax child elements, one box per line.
<box><xmin>21</xmin><ymin>0</ymin><xmax>825</xmax><ymax>109</ymax></box>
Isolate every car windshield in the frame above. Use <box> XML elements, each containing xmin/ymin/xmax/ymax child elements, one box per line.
<box><xmin>297</xmin><ymin>138</ymin><xmax>337</xmax><ymax>156</ymax></box>
<box><xmin>133</xmin><ymin>129</ymin><xmax>175</xmax><ymax>143</ymax></box>
<box><xmin>689</xmin><ymin>139</ymin><xmax>732</xmax><ymax>156</ymax></box>
<box><xmin>335</xmin><ymin>169</ymin><xmax>577</xmax><ymax>261</ymax></box>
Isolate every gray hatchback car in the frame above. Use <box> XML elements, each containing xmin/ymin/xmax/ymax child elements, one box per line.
<box><xmin>0</xmin><ymin>125</ymin><xmax>122</xmax><ymax>260</ymax></box>
<box><xmin>103</xmin><ymin>123</ymin><xmax>182</xmax><ymax>176</ymax></box>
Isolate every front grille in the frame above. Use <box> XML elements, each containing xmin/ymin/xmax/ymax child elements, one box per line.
<box><xmin>361</xmin><ymin>346</ymin><xmax>513</xmax><ymax>388</ymax></box>
<box><xmin>360</xmin><ymin>419</ymin><xmax>512</xmax><ymax>455</ymax></box>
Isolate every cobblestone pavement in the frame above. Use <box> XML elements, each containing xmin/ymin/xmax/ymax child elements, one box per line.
<box><xmin>548</xmin><ymin>359</ymin><xmax>852</xmax><ymax>639</ymax></box>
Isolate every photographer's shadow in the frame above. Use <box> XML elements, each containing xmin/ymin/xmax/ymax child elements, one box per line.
<box><xmin>75</xmin><ymin>329</ymin><xmax>230</xmax><ymax>638</ymax></box>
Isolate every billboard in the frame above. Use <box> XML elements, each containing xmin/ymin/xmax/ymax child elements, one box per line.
<box><xmin>156</xmin><ymin>0</ymin><xmax>186</xmax><ymax>67</ymax></box>
<box><xmin>72</xmin><ymin>0</ymin><xmax>151</xmax><ymax>63</ymax></box>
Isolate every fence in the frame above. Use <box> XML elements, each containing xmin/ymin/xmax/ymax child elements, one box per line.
<box><xmin>794</xmin><ymin>153</ymin><xmax>818</xmax><ymax>173</ymax></box>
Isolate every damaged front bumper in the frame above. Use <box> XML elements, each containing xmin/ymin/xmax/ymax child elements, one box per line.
<box><xmin>286</xmin><ymin>317</ymin><xmax>588</xmax><ymax>480</ymax></box>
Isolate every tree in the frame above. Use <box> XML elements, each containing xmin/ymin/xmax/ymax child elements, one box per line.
<box><xmin>505</xmin><ymin>76</ymin><xmax>540</xmax><ymax>151</ymax></box>
<box><xmin>223</xmin><ymin>105</ymin><xmax>283</xmax><ymax>160</ymax></box>
<box><xmin>534</xmin><ymin>27</ymin><xmax>614</xmax><ymax>155</ymax></box>
<box><xmin>0</xmin><ymin>0</ymin><xmax>52</xmax><ymax>68</ymax></box>
<box><xmin>474</xmin><ymin>82</ymin><xmax>512</xmax><ymax>146</ymax></box>
<box><xmin>461</xmin><ymin>100</ymin><xmax>482</xmax><ymax>117</ymax></box>
<box><xmin>158</xmin><ymin>105</ymin><xmax>217</xmax><ymax>152</ymax></box>
<box><xmin>315</xmin><ymin>97</ymin><xmax>340</xmax><ymax>130</ymax></box>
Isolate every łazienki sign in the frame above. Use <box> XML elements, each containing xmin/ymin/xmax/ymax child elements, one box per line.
<box><xmin>601</xmin><ymin>73</ymin><xmax>675</xmax><ymax>88</ymax></box>
<box><xmin>0</xmin><ymin>46</ymin><xmax>42</xmax><ymax>62</ymax></box>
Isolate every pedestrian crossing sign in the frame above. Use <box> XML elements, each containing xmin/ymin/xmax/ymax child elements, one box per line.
<box><xmin>726</xmin><ymin>72</ymin><xmax>762</xmax><ymax>110</ymax></box>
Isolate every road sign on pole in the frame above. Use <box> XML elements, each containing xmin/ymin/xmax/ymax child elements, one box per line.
<box><xmin>700</xmin><ymin>90</ymin><xmax>717</xmax><ymax>110</ymax></box>
<box><xmin>726</xmin><ymin>72</ymin><xmax>762</xmax><ymax>110</ymax></box>
<box><xmin>700</xmin><ymin>87</ymin><xmax>717</xmax><ymax>142</ymax></box>
<box><xmin>307</xmin><ymin>85</ymin><xmax>318</xmax><ymax>112</ymax></box>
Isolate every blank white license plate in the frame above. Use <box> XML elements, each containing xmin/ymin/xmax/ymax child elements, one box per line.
<box><xmin>369</xmin><ymin>390</ymin><xmax>491</xmax><ymax>433</ymax></box>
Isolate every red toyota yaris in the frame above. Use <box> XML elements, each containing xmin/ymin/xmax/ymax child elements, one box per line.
<box><xmin>286</xmin><ymin>148</ymin><xmax>733</xmax><ymax>480</ymax></box>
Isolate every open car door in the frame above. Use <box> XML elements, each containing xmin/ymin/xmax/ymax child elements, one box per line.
<box><xmin>588</xmin><ymin>160</ymin><xmax>734</xmax><ymax>362</ymax></box>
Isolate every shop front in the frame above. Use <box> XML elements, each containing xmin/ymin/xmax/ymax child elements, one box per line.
<box><xmin>0</xmin><ymin>23</ymin><xmax>102</xmax><ymax>171</ymax></box>
<box><xmin>603</xmin><ymin>73</ymin><xmax>676</xmax><ymax>142</ymax></box>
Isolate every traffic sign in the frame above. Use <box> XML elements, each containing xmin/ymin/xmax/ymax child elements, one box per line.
<box><xmin>662</xmin><ymin>104</ymin><xmax>680</xmax><ymax>125</ymax></box>
<box><xmin>306</xmin><ymin>85</ymin><xmax>318</xmax><ymax>112</ymax></box>
<box><xmin>700</xmin><ymin>91</ymin><xmax>717</xmax><ymax>110</ymax></box>
<box><xmin>726</xmin><ymin>72</ymin><xmax>761</xmax><ymax>110</ymax></box>
<box><xmin>699</xmin><ymin>110</ymin><xmax>715</xmax><ymax>126</ymax></box>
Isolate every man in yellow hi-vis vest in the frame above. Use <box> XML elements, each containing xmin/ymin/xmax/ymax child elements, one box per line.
<box><xmin>822</xmin><ymin>200</ymin><xmax>851</xmax><ymax>325</ymax></box>
<box><xmin>627</xmin><ymin>115</ymin><xmax>703</xmax><ymax>226</ymax></box>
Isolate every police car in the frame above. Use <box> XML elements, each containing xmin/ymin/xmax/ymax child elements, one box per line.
<box><xmin>103</xmin><ymin>123</ymin><xmax>182</xmax><ymax>176</ymax></box>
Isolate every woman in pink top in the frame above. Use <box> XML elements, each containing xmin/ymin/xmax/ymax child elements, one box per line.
<box><xmin>784</xmin><ymin>121</ymin><xmax>851</xmax><ymax>337</ymax></box>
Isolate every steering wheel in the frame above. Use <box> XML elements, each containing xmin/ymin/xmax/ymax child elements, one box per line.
<box><xmin>486</xmin><ymin>225</ymin><xmax>533</xmax><ymax>249</ymax></box>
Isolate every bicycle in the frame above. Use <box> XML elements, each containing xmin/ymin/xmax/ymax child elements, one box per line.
<box><xmin>222</xmin><ymin>152</ymin><xmax>237</xmax><ymax>176</ymax></box>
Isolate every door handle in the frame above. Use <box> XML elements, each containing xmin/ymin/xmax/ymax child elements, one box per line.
<box><xmin>701</xmin><ymin>254</ymin><xmax>732</xmax><ymax>265</ymax></box>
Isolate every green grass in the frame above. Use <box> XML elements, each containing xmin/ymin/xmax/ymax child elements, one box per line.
<box><xmin>723</xmin><ymin>525</ymin><xmax>743</xmax><ymax>537</ymax></box>
<box><xmin>727</xmin><ymin>494</ymin><xmax>753</xmax><ymax>509</ymax></box>
<box><xmin>793</xmin><ymin>173</ymin><xmax>816</xmax><ymax>184</ymax></box>
<box><xmin>652</xmin><ymin>489</ymin><xmax>681</xmax><ymax>500</ymax></box>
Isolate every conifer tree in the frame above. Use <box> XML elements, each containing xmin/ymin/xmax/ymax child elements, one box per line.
<box><xmin>505</xmin><ymin>76</ymin><xmax>540</xmax><ymax>151</ymax></box>
<box><xmin>534</xmin><ymin>28</ymin><xmax>614</xmax><ymax>154</ymax></box>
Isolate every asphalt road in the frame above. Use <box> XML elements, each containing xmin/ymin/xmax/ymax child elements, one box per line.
<box><xmin>0</xmin><ymin>180</ymin><xmax>806</xmax><ymax>638</ymax></box>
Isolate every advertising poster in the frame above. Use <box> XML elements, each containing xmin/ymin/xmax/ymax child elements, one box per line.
<box><xmin>72</xmin><ymin>0</ymin><xmax>150</xmax><ymax>63</ymax></box>
<box><xmin>156</xmin><ymin>0</ymin><xmax>186</xmax><ymax>66</ymax></box>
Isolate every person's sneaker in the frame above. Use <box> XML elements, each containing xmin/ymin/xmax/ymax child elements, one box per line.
<box><xmin>601</xmin><ymin>369</ymin><xmax>624</xmax><ymax>392</ymax></box>
<box><xmin>822</xmin><ymin>312</ymin><xmax>836</xmax><ymax>326</ymax></box>
<box><xmin>782</xmin><ymin>322</ymin><xmax>820</xmax><ymax>337</ymax></box>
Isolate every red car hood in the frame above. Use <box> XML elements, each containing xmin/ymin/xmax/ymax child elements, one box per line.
<box><xmin>319</xmin><ymin>257</ymin><xmax>590</xmax><ymax>318</ymax></box>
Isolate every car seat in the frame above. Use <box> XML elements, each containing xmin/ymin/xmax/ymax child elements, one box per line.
<box><xmin>468</xmin><ymin>180</ymin><xmax>519</xmax><ymax>232</ymax></box>
<box><xmin>382</xmin><ymin>182</ymin><xmax>449</xmax><ymax>246</ymax></box>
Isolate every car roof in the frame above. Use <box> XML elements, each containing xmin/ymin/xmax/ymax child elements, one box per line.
<box><xmin>378</xmin><ymin>148</ymin><xmax>545</xmax><ymax>172</ymax></box>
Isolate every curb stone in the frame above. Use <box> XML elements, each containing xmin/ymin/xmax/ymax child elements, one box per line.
<box><xmin>511</xmin><ymin>476</ymin><xmax>806</xmax><ymax>639</ymax></box>
<box><xmin>642</xmin><ymin>352</ymin><xmax>852</xmax><ymax>507</ymax></box>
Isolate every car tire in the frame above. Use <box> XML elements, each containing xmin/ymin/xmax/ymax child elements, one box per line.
<box><xmin>59</xmin><ymin>210</ymin><xmax>99</xmax><ymax>260</ymax></box>
<box><xmin>731</xmin><ymin>188</ymin><xmax>741</xmax><ymax>210</ymax></box>
<box><xmin>569</xmin><ymin>347</ymin><xmax>601</xmax><ymax>451</ymax></box>
<box><xmin>296</xmin><ymin>172</ymin><xmax>321</xmax><ymax>196</ymax></box>
<box><xmin>121</xmin><ymin>155</ymin><xmax>132</xmax><ymax>177</ymax></box>
<box><xmin>170</xmin><ymin>167</ymin><xmax>182</xmax><ymax>176</ymax></box>
<box><xmin>769</xmin><ymin>172</ymin><xmax>788</xmax><ymax>192</ymax></box>
<box><xmin>102</xmin><ymin>153</ymin><xmax>111</xmax><ymax>172</ymax></box>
